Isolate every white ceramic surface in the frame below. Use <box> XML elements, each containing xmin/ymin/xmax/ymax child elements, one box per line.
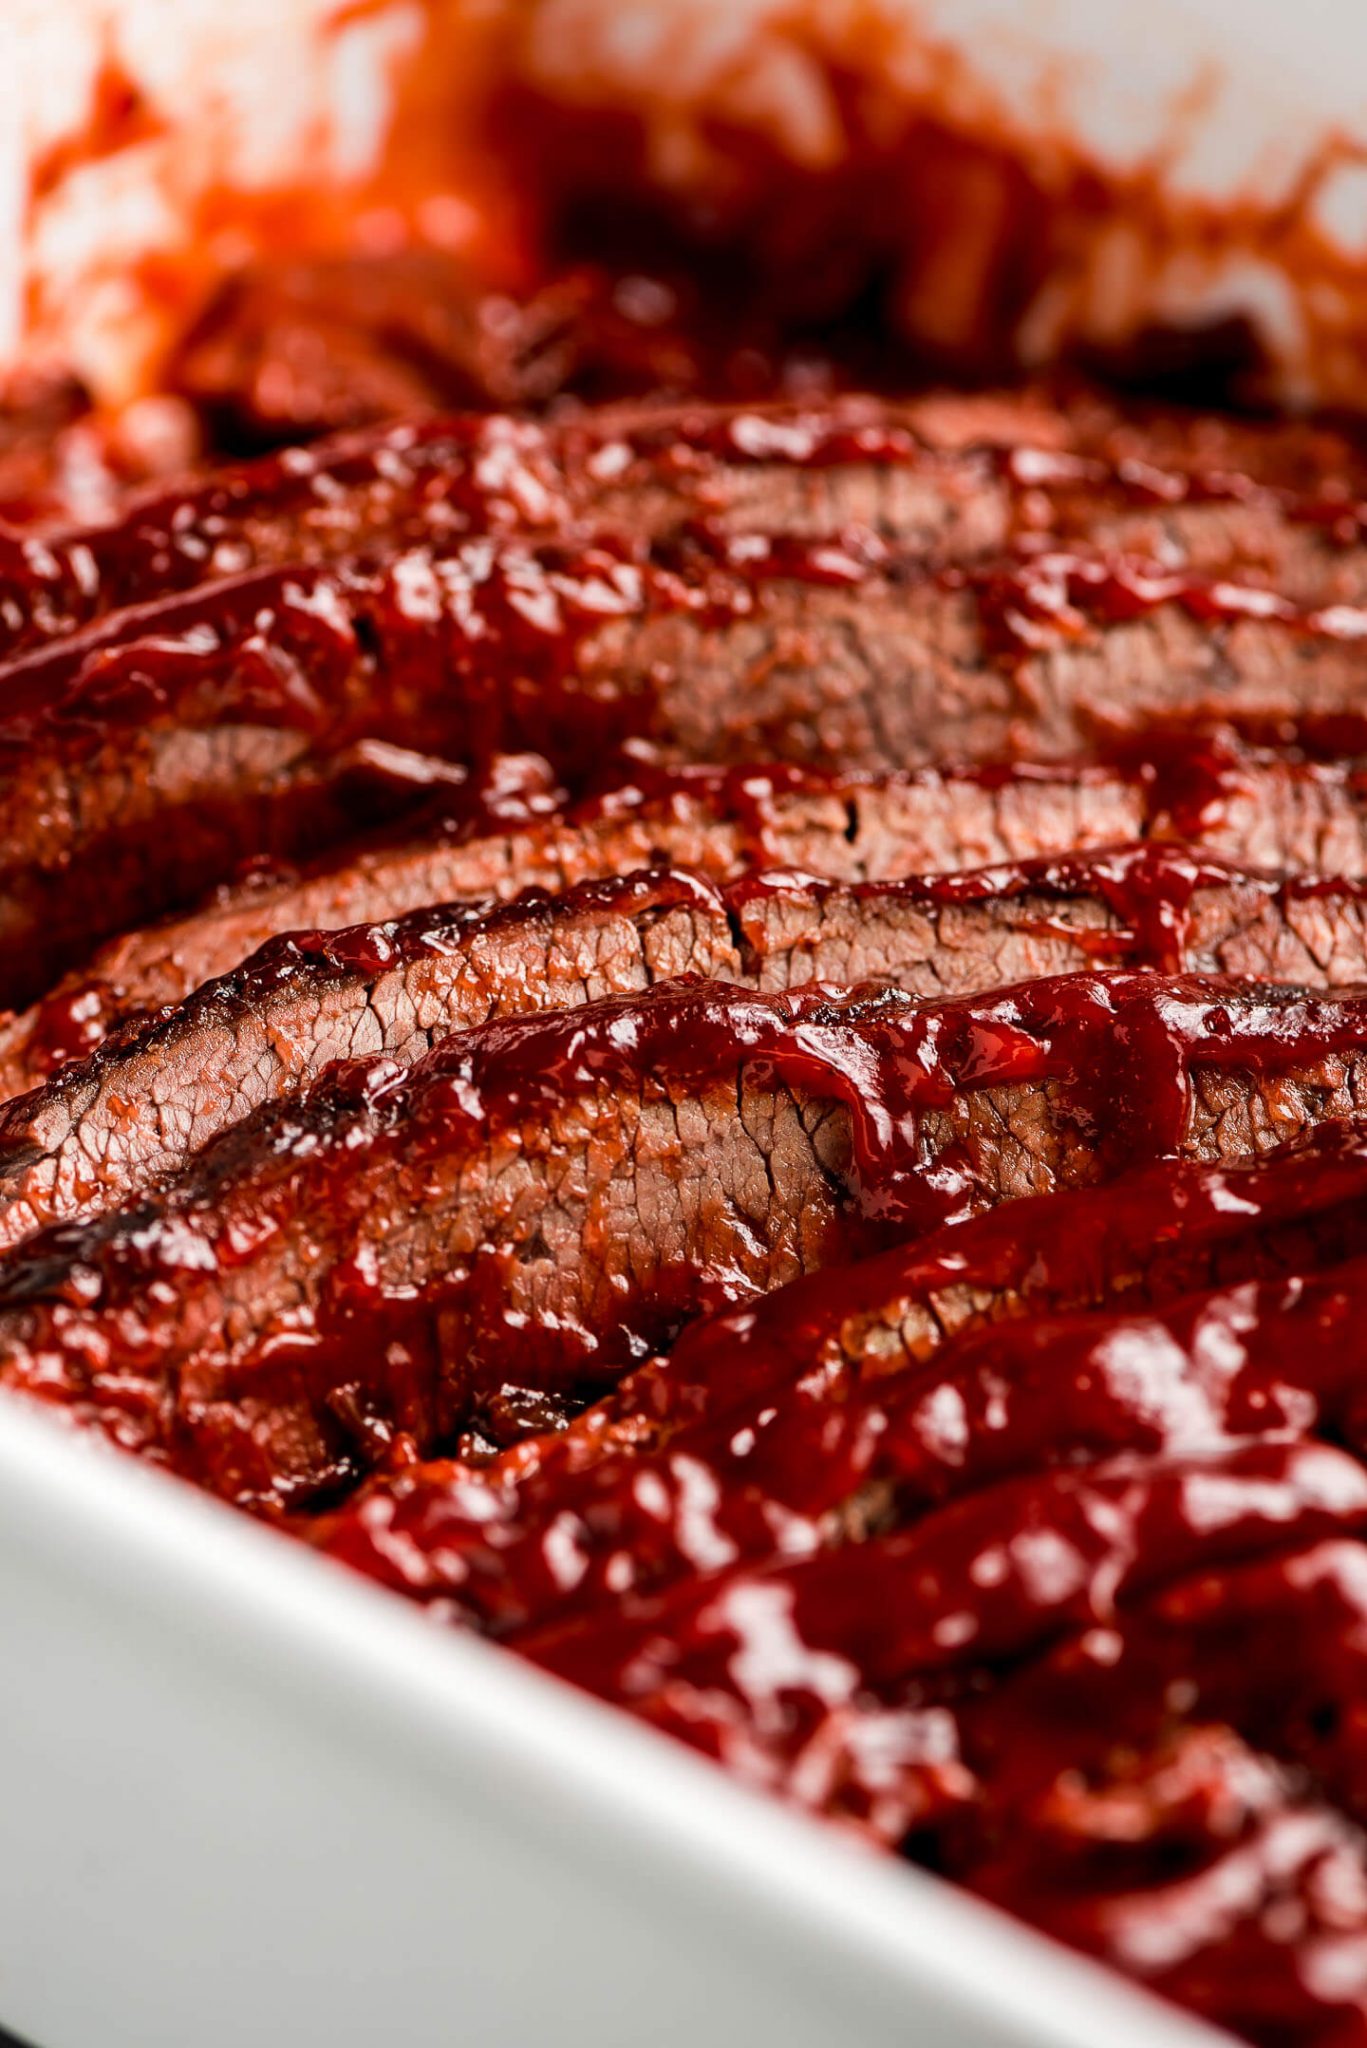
<box><xmin>0</xmin><ymin>1397</ymin><xmax>1228</xmax><ymax>2048</ymax></box>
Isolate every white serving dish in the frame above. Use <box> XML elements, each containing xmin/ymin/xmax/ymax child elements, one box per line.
<box><xmin>0</xmin><ymin>1395</ymin><xmax>1226</xmax><ymax>2048</ymax></box>
<box><xmin>0</xmin><ymin>10</ymin><xmax>1340</xmax><ymax>2045</ymax></box>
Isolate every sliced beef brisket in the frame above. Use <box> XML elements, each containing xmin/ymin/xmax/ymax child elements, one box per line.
<box><xmin>6</xmin><ymin>377</ymin><xmax>1367</xmax><ymax>996</ymax></box>
<box><xmin>0</xmin><ymin>868</ymin><xmax>741</xmax><ymax>1246</ymax></box>
<box><xmin>10</xmin><ymin>727</ymin><xmax>1367</xmax><ymax>1088</ymax></box>
<box><xmin>321</xmin><ymin>1247</ymin><xmax>1367</xmax><ymax>1640</ymax></box>
<box><xmin>519</xmin><ymin>1439</ymin><xmax>1367</xmax><ymax>1764</ymax></box>
<box><xmin>11</xmin><ymin>347</ymin><xmax>1367</xmax><ymax>2048</ymax></box>
<box><xmin>5</xmin><ymin>971</ymin><xmax>1367</xmax><ymax>1509</ymax></box>
<box><xmin>0</xmin><ymin>756</ymin><xmax>1156</xmax><ymax>1090</ymax></box>
<box><xmin>312</xmin><ymin>1120</ymin><xmax>1367</xmax><ymax>1630</ymax></box>
<box><xmin>10</xmin><ymin>388</ymin><xmax>1367</xmax><ymax>661</ymax></box>
<box><xmin>0</xmin><ymin>391</ymin><xmax>1045</xmax><ymax>662</ymax></box>
<box><xmin>8</xmin><ymin>519</ymin><xmax>1367</xmax><ymax>1004</ymax></box>
<box><xmin>11</xmin><ymin>842</ymin><xmax>1367</xmax><ymax>1249</ymax></box>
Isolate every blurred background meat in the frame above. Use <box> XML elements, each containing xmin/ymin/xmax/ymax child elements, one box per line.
<box><xmin>12</xmin><ymin>0</ymin><xmax>1367</xmax><ymax>435</ymax></box>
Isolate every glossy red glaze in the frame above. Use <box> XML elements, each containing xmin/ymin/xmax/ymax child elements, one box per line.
<box><xmin>10</xmin><ymin>341</ymin><xmax>1367</xmax><ymax>2044</ymax></box>
<box><xmin>312</xmin><ymin>1106</ymin><xmax>1367</xmax><ymax>2046</ymax></box>
<box><xmin>968</xmin><ymin>546</ymin><xmax>1367</xmax><ymax>660</ymax></box>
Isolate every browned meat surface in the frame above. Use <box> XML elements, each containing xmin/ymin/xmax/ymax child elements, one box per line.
<box><xmin>0</xmin><ymin>756</ymin><xmax>1156</xmax><ymax>1091</ymax></box>
<box><xmin>5</xmin><ymin>970</ymin><xmax>1367</xmax><ymax>1512</ymax></box>
<box><xmin>5</xmin><ymin>384</ymin><xmax>1367</xmax><ymax>1000</ymax></box>
<box><xmin>9</xmin><ymin>843</ymin><xmax>1367</xmax><ymax>1252</ymax></box>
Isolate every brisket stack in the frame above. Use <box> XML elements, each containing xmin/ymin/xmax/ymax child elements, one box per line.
<box><xmin>6</xmin><ymin>384</ymin><xmax>1367</xmax><ymax>2044</ymax></box>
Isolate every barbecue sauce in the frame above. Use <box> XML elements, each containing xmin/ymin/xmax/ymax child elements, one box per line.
<box><xmin>7</xmin><ymin>329</ymin><xmax>1367</xmax><ymax>2046</ymax></box>
<box><xmin>317</xmin><ymin>1120</ymin><xmax>1367</xmax><ymax>2044</ymax></box>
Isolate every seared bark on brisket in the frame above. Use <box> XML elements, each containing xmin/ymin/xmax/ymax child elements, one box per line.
<box><xmin>9</xmin><ymin>389</ymin><xmax>1367</xmax><ymax>658</ymax></box>
<box><xmin>0</xmin><ymin>756</ymin><xmax>1157</xmax><ymax>1090</ymax></box>
<box><xmin>5</xmin><ymin>971</ymin><xmax>1367</xmax><ymax>1509</ymax></box>
<box><xmin>9</xmin><ymin>843</ymin><xmax>1367</xmax><ymax>1249</ymax></box>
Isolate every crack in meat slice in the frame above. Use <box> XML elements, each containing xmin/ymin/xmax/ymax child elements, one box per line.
<box><xmin>7</xmin><ymin>972</ymin><xmax>1367</xmax><ymax>1510</ymax></box>
<box><xmin>14</xmin><ymin>841</ymin><xmax>1367</xmax><ymax>1251</ymax></box>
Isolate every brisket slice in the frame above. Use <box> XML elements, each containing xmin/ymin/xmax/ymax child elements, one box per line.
<box><xmin>519</xmin><ymin>1439</ymin><xmax>1367</xmax><ymax>1784</ymax></box>
<box><xmin>8</xmin><ymin>740</ymin><xmax>1367</xmax><ymax>1096</ymax></box>
<box><xmin>4</xmin><ymin>506</ymin><xmax>1367</xmax><ymax>1004</ymax></box>
<box><xmin>956</xmin><ymin>1568</ymin><xmax>1367</xmax><ymax>2043</ymax></box>
<box><xmin>9</xmin><ymin>386</ymin><xmax>1367</xmax><ymax>660</ymax></box>
<box><xmin>5</xmin><ymin>970</ymin><xmax>1367</xmax><ymax>1511</ymax></box>
<box><xmin>321</xmin><ymin>1238</ymin><xmax>1367</xmax><ymax>1641</ymax></box>
<box><xmin>0</xmin><ymin>756</ymin><xmax>1155</xmax><ymax>1090</ymax></box>
<box><xmin>961</xmin><ymin>1537</ymin><xmax>1367</xmax><ymax>1881</ymax></box>
<box><xmin>313</xmin><ymin>1118</ymin><xmax>1367</xmax><ymax>1617</ymax></box>
<box><xmin>0</xmin><ymin>393</ymin><xmax>1037</xmax><ymax>661</ymax></box>
<box><xmin>0</xmin><ymin>538</ymin><xmax>661</xmax><ymax>1002</ymax></box>
<box><xmin>9</xmin><ymin>842</ymin><xmax>1367</xmax><ymax>1248</ymax></box>
<box><xmin>0</xmin><ymin>869</ymin><xmax>739</xmax><ymax>1247</ymax></box>
<box><xmin>582</xmin><ymin>556</ymin><xmax>1367</xmax><ymax>772</ymax></box>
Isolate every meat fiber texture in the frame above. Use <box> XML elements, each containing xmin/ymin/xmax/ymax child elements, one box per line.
<box><xmin>5</xmin><ymin>390</ymin><xmax>1367</xmax><ymax>1005</ymax></box>
<box><xmin>6</xmin><ymin>371</ymin><xmax>1367</xmax><ymax>2048</ymax></box>
<box><xmin>10</xmin><ymin>844</ymin><xmax>1367</xmax><ymax>1253</ymax></box>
